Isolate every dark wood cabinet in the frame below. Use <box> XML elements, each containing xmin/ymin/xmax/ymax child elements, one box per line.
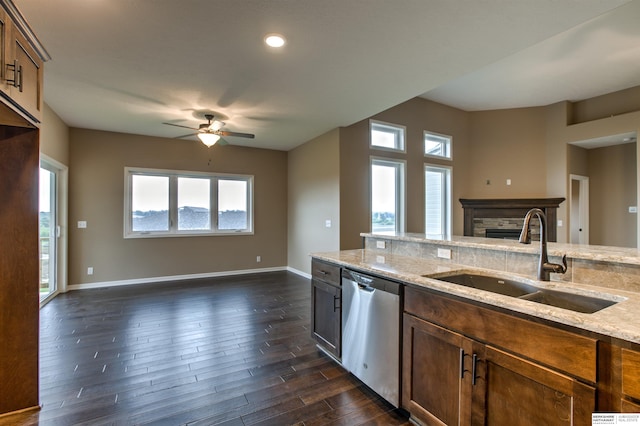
<box><xmin>403</xmin><ymin>314</ymin><xmax>477</xmax><ymax>425</ymax></box>
<box><xmin>0</xmin><ymin>1</ymin><xmax>48</xmax><ymax>416</ymax></box>
<box><xmin>0</xmin><ymin>126</ymin><xmax>40</xmax><ymax>415</ymax></box>
<box><xmin>403</xmin><ymin>286</ymin><xmax>597</xmax><ymax>425</ymax></box>
<box><xmin>310</xmin><ymin>259</ymin><xmax>341</xmax><ymax>359</ymax></box>
<box><xmin>621</xmin><ymin>348</ymin><xmax>640</xmax><ymax>412</ymax></box>
<box><xmin>483</xmin><ymin>346</ymin><xmax>595</xmax><ymax>425</ymax></box>
<box><xmin>0</xmin><ymin>0</ymin><xmax>48</xmax><ymax>126</ymax></box>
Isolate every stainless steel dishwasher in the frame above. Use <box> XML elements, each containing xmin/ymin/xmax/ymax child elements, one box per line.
<box><xmin>341</xmin><ymin>268</ymin><xmax>401</xmax><ymax>407</ymax></box>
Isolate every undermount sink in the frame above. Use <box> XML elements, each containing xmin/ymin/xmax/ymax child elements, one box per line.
<box><xmin>428</xmin><ymin>272</ymin><xmax>618</xmax><ymax>314</ymax></box>
<box><xmin>519</xmin><ymin>289</ymin><xmax>617</xmax><ymax>314</ymax></box>
<box><xmin>430</xmin><ymin>273</ymin><xmax>539</xmax><ymax>297</ymax></box>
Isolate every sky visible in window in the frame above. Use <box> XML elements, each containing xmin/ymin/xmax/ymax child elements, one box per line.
<box><xmin>39</xmin><ymin>168</ymin><xmax>52</xmax><ymax>213</ymax></box>
<box><xmin>132</xmin><ymin>175</ymin><xmax>247</xmax><ymax>211</ymax></box>
<box><xmin>371</xmin><ymin>164</ymin><xmax>396</xmax><ymax>213</ymax></box>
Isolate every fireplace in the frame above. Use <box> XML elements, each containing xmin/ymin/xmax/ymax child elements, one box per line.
<box><xmin>485</xmin><ymin>228</ymin><xmax>522</xmax><ymax>240</ymax></box>
<box><xmin>460</xmin><ymin>198</ymin><xmax>565</xmax><ymax>242</ymax></box>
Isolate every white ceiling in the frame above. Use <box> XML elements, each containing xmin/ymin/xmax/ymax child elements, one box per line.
<box><xmin>14</xmin><ymin>0</ymin><xmax>640</xmax><ymax>151</ymax></box>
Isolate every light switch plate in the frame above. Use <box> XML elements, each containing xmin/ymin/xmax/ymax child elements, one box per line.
<box><xmin>78</xmin><ymin>221</ymin><xmax>87</xmax><ymax>228</ymax></box>
<box><xmin>376</xmin><ymin>240</ymin><xmax>386</xmax><ymax>249</ymax></box>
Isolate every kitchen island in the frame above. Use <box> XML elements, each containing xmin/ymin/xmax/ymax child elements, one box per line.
<box><xmin>311</xmin><ymin>232</ymin><xmax>640</xmax><ymax>425</ymax></box>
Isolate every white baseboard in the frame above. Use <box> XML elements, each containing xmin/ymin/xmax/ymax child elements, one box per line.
<box><xmin>67</xmin><ymin>266</ymin><xmax>293</xmax><ymax>291</ymax></box>
<box><xmin>287</xmin><ymin>266</ymin><xmax>311</xmax><ymax>279</ymax></box>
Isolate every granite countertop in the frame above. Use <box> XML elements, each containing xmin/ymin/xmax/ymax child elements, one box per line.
<box><xmin>362</xmin><ymin>232</ymin><xmax>640</xmax><ymax>266</ymax></box>
<box><xmin>312</xmin><ymin>249</ymin><xmax>640</xmax><ymax>346</ymax></box>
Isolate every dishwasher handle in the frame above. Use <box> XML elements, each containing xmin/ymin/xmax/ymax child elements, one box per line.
<box><xmin>357</xmin><ymin>283</ymin><xmax>375</xmax><ymax>292</ymax></box>
<box><xmin>342</xmin><ymin>268</ymin><xmax>401</xmax><ymax>296</ymax></box>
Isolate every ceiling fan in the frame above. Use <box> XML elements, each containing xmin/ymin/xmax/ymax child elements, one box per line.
<box><xmin>163</xmin><ymin>114</ymin><xmax>255</xmax><ymax>147</ymax></box>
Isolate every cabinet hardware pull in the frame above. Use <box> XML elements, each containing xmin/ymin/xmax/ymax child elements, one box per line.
<box><xmin>459</xmin><ymin>348</ymin><xmax>465</xmax><ymax>379</ymax></box>
<box><xmin>6</xmin><ymin>60</ymin><xmax>22</xmax><ymax>91</ymax></box>
<box><xmin>319</xmin><ymin>270</ymin><xmax>328</xmax><ymax>275</ymax></box>
<box><xmin>472</xmin><ymin>353</ymin><xmax>478</xmax><ymax>386</ymax></box>
<box><xmin>333</xmin><ymin>295</ymin><xmax>340</xmax><ymax>312</ymax></box>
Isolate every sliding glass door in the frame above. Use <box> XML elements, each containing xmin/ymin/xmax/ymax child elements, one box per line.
<box><xmin>39</xmin><ymin>164</ymin><xmax>57</xmax><ymax>300</ymax></box>
<box><xmin>39</xmin><ymin>156</ymin><xmax>67</xmax><ymax>303</ymax></box>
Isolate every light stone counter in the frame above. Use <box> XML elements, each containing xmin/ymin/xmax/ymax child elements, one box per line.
<box><xmin>312</xmin><ymin>249</ymin><xmax>640</xmax><ymax>346</ymax></box>
<box><xmin>362</xmin><ymin>232</ymin><xmax>640</xmax><ymax>265</ymax></box>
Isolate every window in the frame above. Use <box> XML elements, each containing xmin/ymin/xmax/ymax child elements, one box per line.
<box><xmin>125</xmin><ymin>167</ymin><xmax>253</xmax><ymax>238</ymax></box>
<box><xmin>371</xmin><ymin>158</ymin><xmax>405</xmax><ymax>233</ymax></box>
<box><xmin>370</xmin><ymin>120</ymin><xmax>406</xmax><ymax>152</ymax></box>
<box><xmin>424</xmin><ymin>131</ymin><xmax>452</xmax><ymax>159</ymax></box>
<box><xmin>425</xmin><ymin>164</ymin><xmax>452</xmax><ymax>238</ymax></box>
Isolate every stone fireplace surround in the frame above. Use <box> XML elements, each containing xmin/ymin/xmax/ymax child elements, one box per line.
<box><xmin>460</xmin><ymin>198</ymin><xmax>565</xmax><ymax>242</ymax></box>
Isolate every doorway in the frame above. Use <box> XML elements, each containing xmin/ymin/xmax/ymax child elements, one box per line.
<box><xmin>570</xmin><ymin>174</ymin><xmax>589</xmax><ymax>245</ymax></box>
<box><xmin>39</xmin><ymin>156</ymin><xmax>67</xmax><ymax>304</ymax></box>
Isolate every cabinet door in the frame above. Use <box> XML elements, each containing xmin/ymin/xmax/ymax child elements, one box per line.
<box><xmin>0</xmin><ymin>7</ymin><xmax>9</xmax><ymax>95</ymax></box>
<box><xmin>311</xmin><ymin>279</ymin><xmax>341</xmax><ymax>358</ymax></box>
<box><xmin>402</xmin><ymin>314</ymin><xmax>478</xmax><ymax>425</ymax></box>
<box><xmin>483</xmin><ymin>346</ymin><xmax>596</xmax><ymax>426</ymax></box>
<box><xmin>8</xmin><ymin>27</ymin><xmax>43</xmax><ymax>122</ymax></box>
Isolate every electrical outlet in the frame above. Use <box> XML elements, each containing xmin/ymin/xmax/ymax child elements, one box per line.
<box><xmin>87</xmin><ymin>267</ymin><xmax>94</xmax><ymax>275</ymax></box>
<box><xmin>437</xmin><ymin>248</ymin><xmax>452</xmax><ymax>259</ymax></box>
<box><xmin>376</xmin><ymin>240</ymin><xmax>386</xmax><ymax>249</ymax></box>
<box><xmin>256</xmin><ymin>255</ymin><xmax>261</xmax><ymax>263</ymax></box>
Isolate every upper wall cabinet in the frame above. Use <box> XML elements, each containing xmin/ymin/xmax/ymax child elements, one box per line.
<box><xmin>0</xmin><ymin>0</ymin><xmax>49</xmax><ymax>127</ymax></box>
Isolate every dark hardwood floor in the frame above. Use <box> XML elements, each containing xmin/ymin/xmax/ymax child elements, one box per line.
<box><xmin>0</xmin><ymin>271</ymin><xmax>410</xmax><ymax>425</ymax></box>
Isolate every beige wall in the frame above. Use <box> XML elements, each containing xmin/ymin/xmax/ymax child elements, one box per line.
<box><xmin>68</xmin><ymin>128</ymin><xmax>288</xmax><ymax>285</ymax></box>
<box><xmin>287</xmin><ymin>129</ymin><xmax>340</xmax><ymax>274</ymax></box>
<box><xmin>59</xmin><ymin>86</ymin><xmax>640</xmax><ymax>285</ymax></box>
<box><xmin>339</xmin><ymin>98</ymin><xmax>470</xmax><ymax>250</ymax></box>
<box><xmin>467</xmin><ymin>107</ymin><xmax>547</xmax><ymax>197</ymax></box>
<box><xmin>334</xmin><ymin>91</ymin><xmax>639</xmax><ymax>250</ymax></box>
<box><xmin>588</xmin><ymin>143</ymin><xmax>637</xmax><ymax>247</ymax></box>
<box><xmin>568</xmin><ymin>144</ymin><xmax>588</xmax><ymax>176</ymax></box>
<box><xmin>548</xmin><ymin>102</ymin><xmax>640</xmax><ymax>243</ymax></box>
<box><xmin>40</xmin><ymin>103</ymin><xmax>69</xmax><ymax>165</ymax></box>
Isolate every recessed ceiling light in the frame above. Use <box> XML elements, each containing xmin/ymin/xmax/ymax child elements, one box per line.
<box><xmin>264</xmin><ymin>33</ymin><xmax>286</xmax><ymax>48</ymax></box>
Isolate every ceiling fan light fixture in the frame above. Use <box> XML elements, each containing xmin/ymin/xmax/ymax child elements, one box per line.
<box><xmin>264</xmin><ymin>33</ymin><xmax>286</xmax><ymax>48</ymax></box>
<box><xmin>198</xmin><ymin>132</ymin><xmax>221</xmax><ymax>147</ymax></box>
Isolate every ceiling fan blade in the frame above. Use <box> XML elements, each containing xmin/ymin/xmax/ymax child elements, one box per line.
<box><xmin>218</xmin><ymin>130</ymin><xmax>255</xmax><ymax>139</ymax></box>
<box><xmin>175</xmin><ymin>132</ymin><xmax>199</xmax><ymax>139</ymax></box>
<box><xmin>163</xmin><ymin>122</ymin><xmax>198</xmax><ymax>131</ymax></box>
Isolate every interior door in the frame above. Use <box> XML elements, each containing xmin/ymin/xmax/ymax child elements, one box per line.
<box><xmin>570</xmin><ymin>175</ymin><xmax>589</xmax><ymax>245</ymax></box>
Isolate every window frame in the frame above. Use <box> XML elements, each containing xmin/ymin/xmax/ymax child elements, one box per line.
<box><xmin>370</xmin><ymin>120</ymin><xmax>406</xmax><ymax>153</ymax></box>
<box><xmin>124</xmin><ymin>167</ymin><xmax>254</xmax><ymax>238</ymax></box>
<box><xmin>370</xmin><ymin>157</ymin><xmax>406</xmax><ymax>234</ymax></box>
<box><xmin>424</xmin><ymin>163</ymin><xmax>452</xmax><ymax>239</ymax></box>
<box><xmin>424</xmin><ymin>130</ymin><xmax>453</xmax><ymax>160</ymax></box>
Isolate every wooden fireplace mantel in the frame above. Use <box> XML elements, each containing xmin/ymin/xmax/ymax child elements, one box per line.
<box><xmin>460</xmin><ymin>198</ymin><xmax>565</xmax><ymax>242</ymax></box>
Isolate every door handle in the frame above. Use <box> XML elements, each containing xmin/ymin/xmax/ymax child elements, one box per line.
<box><xmin>472</xmin><ymin>353</ymin><xmax>478</xmax><ymax>385</ymax></box>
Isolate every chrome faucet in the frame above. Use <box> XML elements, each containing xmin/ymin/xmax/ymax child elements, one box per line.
<box><xmin>519</xmin><ymin>208</ymin><xmax>567</xmax><ymax>281</ymax></box>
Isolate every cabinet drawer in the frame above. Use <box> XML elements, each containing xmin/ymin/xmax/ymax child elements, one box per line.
<box><xmin>311</xmin><ymin>259</ymin><xmax>341</xmax><ymax>286</ymax></box>
<box><xmin>405</xmin><ymin>286</ymin><xmax>597</xmax><ymax>382</ymax></box>
<box><xmin>622</xmin><ymin>349</ymin><xmax>640</xmax><ymax>400</ymax></box>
